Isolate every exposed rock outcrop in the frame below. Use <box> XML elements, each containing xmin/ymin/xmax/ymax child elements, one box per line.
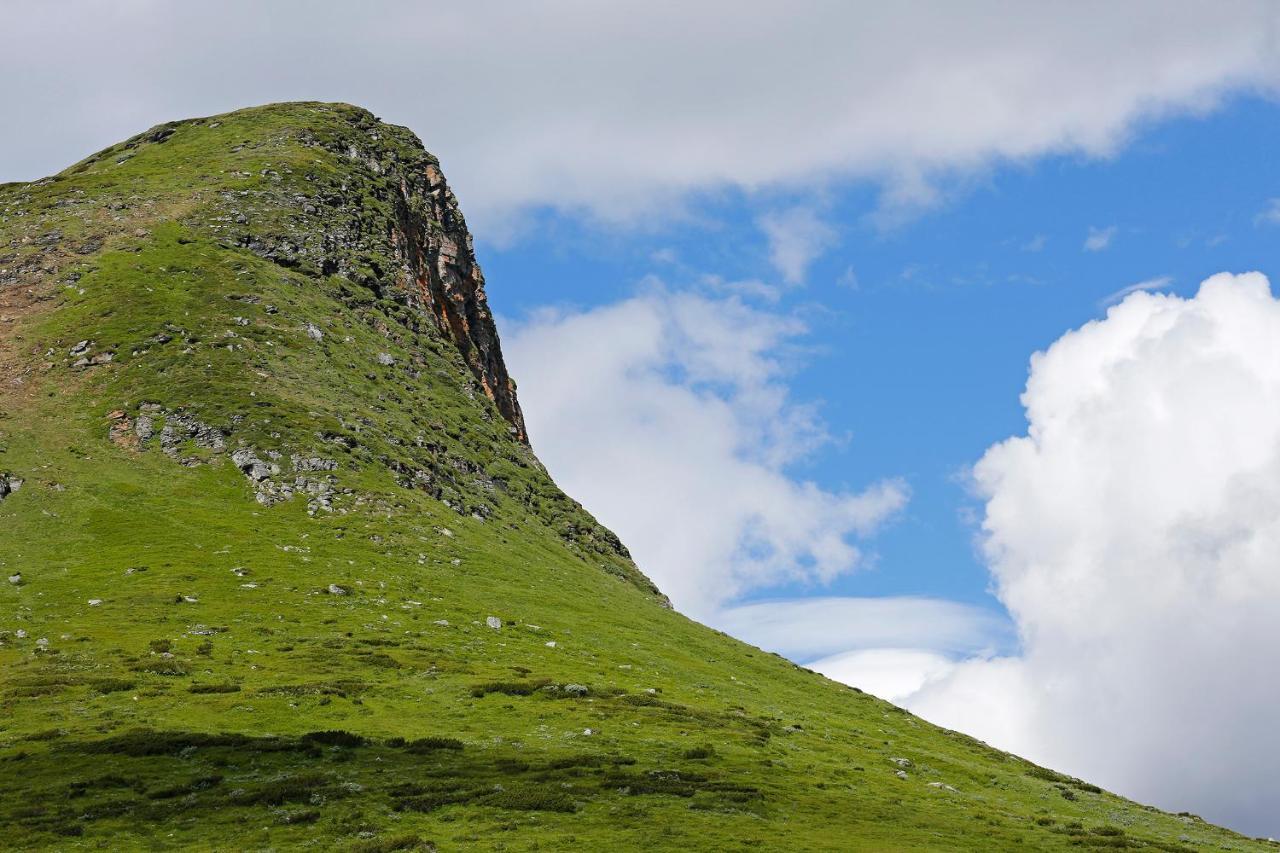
<box><xmin>215</xmin><ymin>107</ymin><xmax>527</xmax><ymax>442</ymax></box>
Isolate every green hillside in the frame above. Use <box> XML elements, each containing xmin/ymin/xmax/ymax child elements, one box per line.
<box><xmin>0</xmin><ymin>102</ymin><xmax>1267</xmax><ymax>851</ymax></box>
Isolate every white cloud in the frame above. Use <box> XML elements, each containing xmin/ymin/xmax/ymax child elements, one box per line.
<box><xmin>895</xmin><ymin>273</ymin><xmax>1280</xmax><ymax>836</ymax></box>
<box><xmin>3</xmin><ymin>3</ymin><xmax>1279</xmax><ymax>230</ymax></box>
<box><xmin>1255</xmin><ymin>197</ymin><xmax>1280</xmax><ymax>226</ymax></box>
<box><xmin>1022</xmin><ymin>234</ymin><xmax>1048</xmax><ymax>252</ymax></box>
<box><xmin>504</xmin><ymin>287</ymin><xmax>907</xmax><ymax>619</ymax></box>
<box><xmin>1083</xmin><ymin>224</ymin><xmax>1118</xmax><ymax>251</ymax></box>
<box><xmin>757</xmin><ymin>207</ymin><xmax>837</xmax><ymax>284</ymax></box>
<box><xmin>712</xmin><ymin>595</ymin><xmax>1011</xmax><ymax>704</ymax></box>
<box><xmin>713</xmin><ymin>596</ymin><xmax>1010</xmax><ymax>661</ymax></box>
<box><xmin>1099</xmin><ymin>274</ymin><xmax>1172</xmax><ymax>305</ymax></box>
<box><xmin>809</xmin><ymin>649</ymin><xmax>957</xmax><ymax>704</ymax></box>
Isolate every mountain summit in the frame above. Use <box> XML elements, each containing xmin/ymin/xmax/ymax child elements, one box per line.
<box><xmin>0</xmin><ymin>103</ymin><xmax>1266</xmax><ymax>851</ymax></box>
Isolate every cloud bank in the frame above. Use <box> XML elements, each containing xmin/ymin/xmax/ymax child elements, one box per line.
<box><xmin>504</xmin><ymin>286</ymin><xmax>906</xmax><ymax>620</ymax></box>
<box><xmin>3</xmin><ymin>2</ymin><xmax>1280</xmax><ymax>230</ymax></box>
<box><xmin>903</xmin><ymin>273</ymin><xmax>1280</xmax><ymax>835</ymax></box>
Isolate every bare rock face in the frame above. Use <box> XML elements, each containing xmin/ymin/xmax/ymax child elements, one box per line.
<box><xmin>222</xmin><ymin>107</ymin><xmax>528</xmax><ymax>443</ymax></box>
<box><xmin>391</xmin><ymin>161</ymin><xmax>527</xmax><ymax>443</ymax></box>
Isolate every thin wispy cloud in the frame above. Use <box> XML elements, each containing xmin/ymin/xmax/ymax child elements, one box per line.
<box><xmin>1254</xmin><ymin>198</ymin><xmax>1280</xmax><ymax>226</ymax></box>
<box><xmin>1083</xmin><ymin>225</ymin><xmax>1118</xmax><ymax>252</ymax></box>
<box><xmin>1100</xmin><ymin>275</ymin><xmax>1172</xmax><ymax>306</ymax></box>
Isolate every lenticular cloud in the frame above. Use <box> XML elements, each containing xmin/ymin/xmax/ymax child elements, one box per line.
<box><xmin>909</xmin><ymin>272</ymin><xmax>1280</xmax><ymax>836</ymax></box>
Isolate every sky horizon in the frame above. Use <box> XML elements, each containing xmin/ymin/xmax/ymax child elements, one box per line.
<box><xmin>6</xmin><ymin>0</ymin><xmax>1280</xmax><ymax>837</ymax></box>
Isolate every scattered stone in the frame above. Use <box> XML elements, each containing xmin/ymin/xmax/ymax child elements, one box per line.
<box><xmin>292</xmin><ymin>455</ymin><xmax>337</xmax><ymax>472</ymax></box>
<box><xmin>87</xmin><ymin>599</ymin><xmax>102</xmax><ymax>606</ymax></box>
<box><xmin>304</xmin><ymin>322</ymin><xmax>324</xmax><ymax>341</ymax></box>
<box><xmin>545</xmin><ymin>641</ymin><xmax>557</xmax><ymax>648</ymax></box>
<box><xmin>0</xmin><ymin>474</ymin><xmax>24</xmax><ymax>501</ymax></box>
<box><xmin>328</xmin><ymin>584</ymin><xmax>349</xmax><ymax>596</ymax></box>
<box><xmin>159</xmin><ymin>410</ymin><xmax>226</xmax><ymax>458</ymax></box>
<box><xmin>895</xmin><ymin>770</ymin><xmax>909</xmax><ymax>780</ymax></box>
<box><xmin>73</xmin><ymin>351</ymin><xmax>114</xmax><ymax>368</ymax></box>
<box><xmin>582</xmin><ymin>728</ymin><xmax>596</xmax><ymax>736</ymax></box>
<box><xmin>35</xmin><ymin>637</ymin><xmax>49</xmax><ymax>648</ymax></box>
<box><xmin>7</xmin><ymin>573</ymin><xmax>20</xmax><ymax>585</ymax></box>
<box><xmin>15</xmin><ymin>629</ymin><xmax>27</xmax><ymax>639</ymax></box>
<box><xmin>69</xmin><ymin>339</ymin><xmax>91</xmax><ymax>356</ymax></box>
<box><xmin>564</xmin><ymin>683</ymin><xmax>589</xmax><ymax>696</ymax></box>
<box><xmin>485</xmin><ymin>616</ymin><xmax>501</xmax><ymax>630</ymax></box>
<box><xmin>376</xmin><ymin>352</ymin><xmax>395</xmax><ymax>366</ymax></box>
<box><xmin>890</xmin><ymin>757</ymin><xmax>913</xmax><ymax>768</ymax></box>
<box><xmin>231</xmin><ymin>448</ymin><xmax>272</xmax><ymax>481</ymax></box>
<box><xmin>433</xmin><ymin>619</ymin><xmax>449</xmax><ymax>627</ymax></box>
<box><xmin>927</xmin><ymin>782</ymin><xmax>958</xmax><ymax>792</ymax></box>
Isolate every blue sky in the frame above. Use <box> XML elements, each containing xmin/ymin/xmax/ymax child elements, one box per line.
<box><xmin>7</xmin><ymin>1</ymin><xmax>1280</xmax><ymax>835</ymax></box>
<box><xmin>491</xmin><ymin>94</ymin><xmax>1280</xmax><ymax>612</ymax></box>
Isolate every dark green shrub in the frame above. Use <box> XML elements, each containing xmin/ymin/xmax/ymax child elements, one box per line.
<box><xmin>132</xmin><ymin>659</ymin><xmax>189</xmax><ymax>676</ymax></box>
<box><xmin>231</xmin><ymin>772</ymin><xmax>329</xmax><ymax>806</ymax></box>
<box><xmin>404</xmin><ymin>736</ymin><xmax>464</xmax><ymax>753</ymax></box>
<box><xmin>303</xmin><ymin>730</ymin><xmax>367</xmax><ymax>748</ymax></box>
<box><xmin>481</xmin><ymin>783</ymin><xmax>576</xmax><ymax>813</ymax></box>
<box><xmin>91</xmin><ymin>678</ymin><xmax>136</xmax><ymax>694</ymax></box>
<box><xmin>469</xmin><ymin>680</ymin><xmax>548</xmax><ymax>698</ymax></box>
<box><xmin>146</xmin><ymin>774</ymin><xmax>223</xmax><ymax>799</ymax></box>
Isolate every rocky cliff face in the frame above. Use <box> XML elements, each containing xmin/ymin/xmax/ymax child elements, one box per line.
<box><xmin>189</xmin><ymin>107</ymin><xmax>527</xmax><ymax>443</ymax></box>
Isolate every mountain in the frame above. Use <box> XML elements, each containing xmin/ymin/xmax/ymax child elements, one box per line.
<box><xmin>0</xmin><ymin>102</ymin><xmax>1267</xmax><ymax>852</ymax></box>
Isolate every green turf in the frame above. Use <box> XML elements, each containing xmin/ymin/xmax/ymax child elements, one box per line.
<box><xmin>0</xmin><ymin>102</ymin><xmax>1269</xmax><ymax>851</ymax></box>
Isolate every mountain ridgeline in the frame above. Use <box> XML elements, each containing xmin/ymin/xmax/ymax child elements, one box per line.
<box><xmin>0</xmin><ymin>103</ymin><xmax>1268</xmax><ymax>851</ymax></box>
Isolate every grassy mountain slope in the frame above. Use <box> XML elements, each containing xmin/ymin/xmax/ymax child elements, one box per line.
<box><xmin>0</xmin><ymin>102</ymin><xmax>1267</xmax><ymax>851</ymax></box>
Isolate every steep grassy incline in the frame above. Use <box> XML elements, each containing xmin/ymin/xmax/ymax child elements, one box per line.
<box><xmin>0</xmin><ymin>103</ymin><xmax>1267</xmax><ymax>852</ymax></box>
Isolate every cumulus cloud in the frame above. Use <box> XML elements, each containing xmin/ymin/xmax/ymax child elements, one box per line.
<box><xmin>1083</xmin><ymin>224</ymin><xmax>1119</xmax><ymax>251</ymax></box>
<box><xmin>757</xmin><ymin>207</ymin><xmax>837</xmax><ymax>284</ymax></box>
<box><xmin>3</xmin><ymin>2</ymin><xmax>1280</xmax><ymax>230</ymax></box>
<box><xmin>504</xmin><ymin>286</ymin><xmax>907</xmax><ymax>618</ymax></box>
<box><xmin>897</xmin><ymin>273</ymin><xmax>1280</xmax><ymax>835</ymax></box>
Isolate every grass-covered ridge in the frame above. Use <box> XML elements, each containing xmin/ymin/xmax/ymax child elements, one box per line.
<box><xmin>0</xmin><ymin>102</ymin><xmax>1270</xmax><ymax>850</ymax></box>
